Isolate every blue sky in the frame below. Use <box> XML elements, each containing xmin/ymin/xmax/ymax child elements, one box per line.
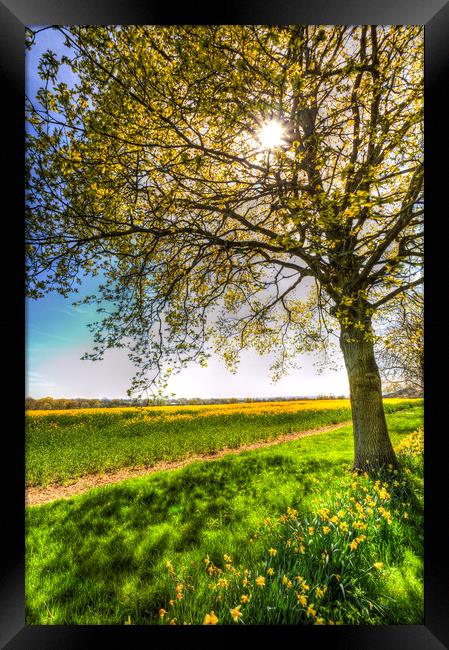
<box><xmin>25</xmin><ymin>27</ymin><xmax>349</xmax><ymax>399</ymax></box>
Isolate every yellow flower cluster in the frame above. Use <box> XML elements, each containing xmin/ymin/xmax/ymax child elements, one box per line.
<box><xmin>203</xmin><ymin>611</ymin><xmax>218</xmax><ymax>625</ymax></box>
<box><xmin>281</xmin><ymin>575</ymin><xmax>293</xmax><ymax>588</ymax></box>
<box><xmin>318</xmin><ymin>507</ymin><xmax>331</xmax><ymax>520</ymax></box>
<box><xmin>349</xmin><ymin>534</ymin><xmax>366</xmax><ymax>551</ymax></box>
<box><xmin>29</xmin><ymin>396</ymin><xmax>417</xmax><ymax>419</ymax></box>
<box><xmin>395</xmin><ymin>427</ymin><xmax>424</xmax><ymax>457</ymax></box>
<box><xmin>378</xmin><ymin>506</ymin><xmax>393</xmax><ymax>524</ymax></box>
<box><xmin>373</xmin><ymin>480</ymin><xmax>391</xmax><ymax>501</ymax></box>
<box><xmin>293</xmin><ymin>583</ymin><xmax>333</xmax><ymax>624</ymax></box>
<box><xmin>296</xmin><ymin>575</ymin><xmax>310</xmax><ymax>592</ymax></box>
<box><xmin>158</xmin><ymin>452</ymin><xmax>420</xmax><ymax>626</ymax></box>
<box><xmin>315</xmin><ymin>585</ymin><xmax>327</xmax><ymax>598</ymax></box>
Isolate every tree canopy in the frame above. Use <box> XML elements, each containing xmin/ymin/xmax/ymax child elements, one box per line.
<box><xmin>26</xmin><ymin>25</ymin><xmax>423</xmax><ymax>403</ymax></box>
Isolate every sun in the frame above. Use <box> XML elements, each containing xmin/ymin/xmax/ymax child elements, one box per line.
<box><xmin>258</xmin><ymin>120</ymin><xmax>285</xmax><ymax>149</ymax></box>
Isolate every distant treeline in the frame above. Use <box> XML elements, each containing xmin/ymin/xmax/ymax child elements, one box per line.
<box><xmin>25</xmin><ymin>394</ymin><xmax>349</xmax><ymax>410</ymax></box>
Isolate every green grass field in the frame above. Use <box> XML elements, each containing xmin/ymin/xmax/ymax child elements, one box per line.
<box><xmin>26</xmin><ymin>398</ymin><xmax>421</xmax><ymax>487</ymax></box>
<box><xmin>25</xmin><ymin>403</ymin><xmax>423</xmax><ymax>625</ymax></box>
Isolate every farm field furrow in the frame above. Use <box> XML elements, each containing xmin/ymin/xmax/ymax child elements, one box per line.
<box><xmin>26</xmin><ymin>398</ymin><xmax>421</xmax><ymax>488</ymax></box>
<box><xmin>27</xmin><ymin>420</ymin><xmax>353</xmax><ymax>506</ymax></box>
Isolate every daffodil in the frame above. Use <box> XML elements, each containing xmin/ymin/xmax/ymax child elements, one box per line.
<box><xmin>230</xmin><ymin>606</ymin><xmax>242</xmax><ymax>622</ymax></box>
<box><xmin>297</xmin><ymin>593</ymin><xmax>307</xmax><ymax>607</ymax></box>
<box><xmin>315</xmin><ymin>586</ymin><xmax>327</xmax><ymax>598</ymax></box>
<box><xmin>203</xmin><ymin>611</ymin><xmax>218</xmax><ymax>625</ymax></box>
<box><xmin>255</xmin><ymin>576</ymin><xmax>266</xmax><ymax>588</ymax></box>
<box><xmin>307</xmin><ymin>604</ymin><xmax>317</xmax><ymax>617</ymax></box>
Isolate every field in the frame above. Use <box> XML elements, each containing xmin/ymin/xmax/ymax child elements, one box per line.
<box><xmin>26</xmin><ymin>398</ymin><xmax>419</xmax><ymax>487</ymax></box>
<box><xmin>25</xmin><ymin>399</ymin><xmax>423</xmax><ymax>625</ymax></box>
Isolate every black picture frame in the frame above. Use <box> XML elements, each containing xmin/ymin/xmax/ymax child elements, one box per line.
<box><xmin>1</xmin><ymin>1</ymin><xmax>448</xmax><ymax>647</ymax></box>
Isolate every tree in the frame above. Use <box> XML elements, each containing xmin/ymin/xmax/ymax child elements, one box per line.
<box><xmin>26</xmin><ymin>25</ymin><xmax>423</xmax><ymax>472</ymax></box>
<box><xmin>375</xmin><ymin>288</ymin><xmax>423</xmax><ymax>395</ymax></box>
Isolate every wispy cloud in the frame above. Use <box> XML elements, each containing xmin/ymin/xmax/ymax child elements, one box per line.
<box><xmin>46</xmin><ymin>305</ymin><xmax>91</xmax><ymax>317</ymax></box>
<box><xmin>27</xmin><ymin>370</ymin><xmax>56</xmax><ymax>388</ymax></box>
<box><xmin>27</xmin><ymin>326</ymin><xmax>71</xmax><ymax>342</ymax></box>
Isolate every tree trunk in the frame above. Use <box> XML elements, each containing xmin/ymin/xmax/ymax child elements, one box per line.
<box><xmin>340</xmin><ymin>323</ymin><xmax>400</xmax><ymax>473</ymax></box>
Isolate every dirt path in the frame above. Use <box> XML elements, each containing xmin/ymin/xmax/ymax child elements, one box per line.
<box><xmin>26</xmin><ymin>420</ymin><xmax>352</xmax><ymax>506</ymax></box>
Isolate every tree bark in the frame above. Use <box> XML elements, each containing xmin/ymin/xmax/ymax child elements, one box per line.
<box><xmin>340</xmin><ymin>322</ymin><xmax>400</xmax><ymax>473</ymax></box>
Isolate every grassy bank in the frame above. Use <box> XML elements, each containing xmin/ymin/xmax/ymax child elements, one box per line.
<box><xmin>26</xmin><ymin>398</ymin><xmax>421</xmax><ymax>487</ymax></box>
<box><xmin>25</xmin><ymin>405</ymin><xmax>423</xmax><ymax>625</ymax></box>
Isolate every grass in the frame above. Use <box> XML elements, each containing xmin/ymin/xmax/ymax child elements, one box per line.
<box><xmin>162</xmin><ymin>432</ymin><xmax>423</xmax><ymax>626</ymax></box>
<box><xmin>25</xmin><ymin>398</ymin><xmax>421</xmax><ymax>487</ymax></box>
<box><xmin>25</xmin><ymin>404</ymin><xmax>423</xmax><ymax>625</ymax></box>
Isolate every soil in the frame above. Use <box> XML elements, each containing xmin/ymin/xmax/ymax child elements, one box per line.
<box><xmin>26</xmin><ymin>420</ymin><xmax>352</xmax><ymax>507</ymax></box>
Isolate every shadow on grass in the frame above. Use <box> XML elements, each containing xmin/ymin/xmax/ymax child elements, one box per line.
<box><xmin>26</xmin><ymin>450</ymin><xmax>340</xmax><ymax>623</ymax></box>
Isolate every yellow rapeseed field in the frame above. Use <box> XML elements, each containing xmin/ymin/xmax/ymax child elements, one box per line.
<box><xmin>26</xmin><ymin>397</ymin><xmax>410</xmax><ymax>419</ymax></box>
